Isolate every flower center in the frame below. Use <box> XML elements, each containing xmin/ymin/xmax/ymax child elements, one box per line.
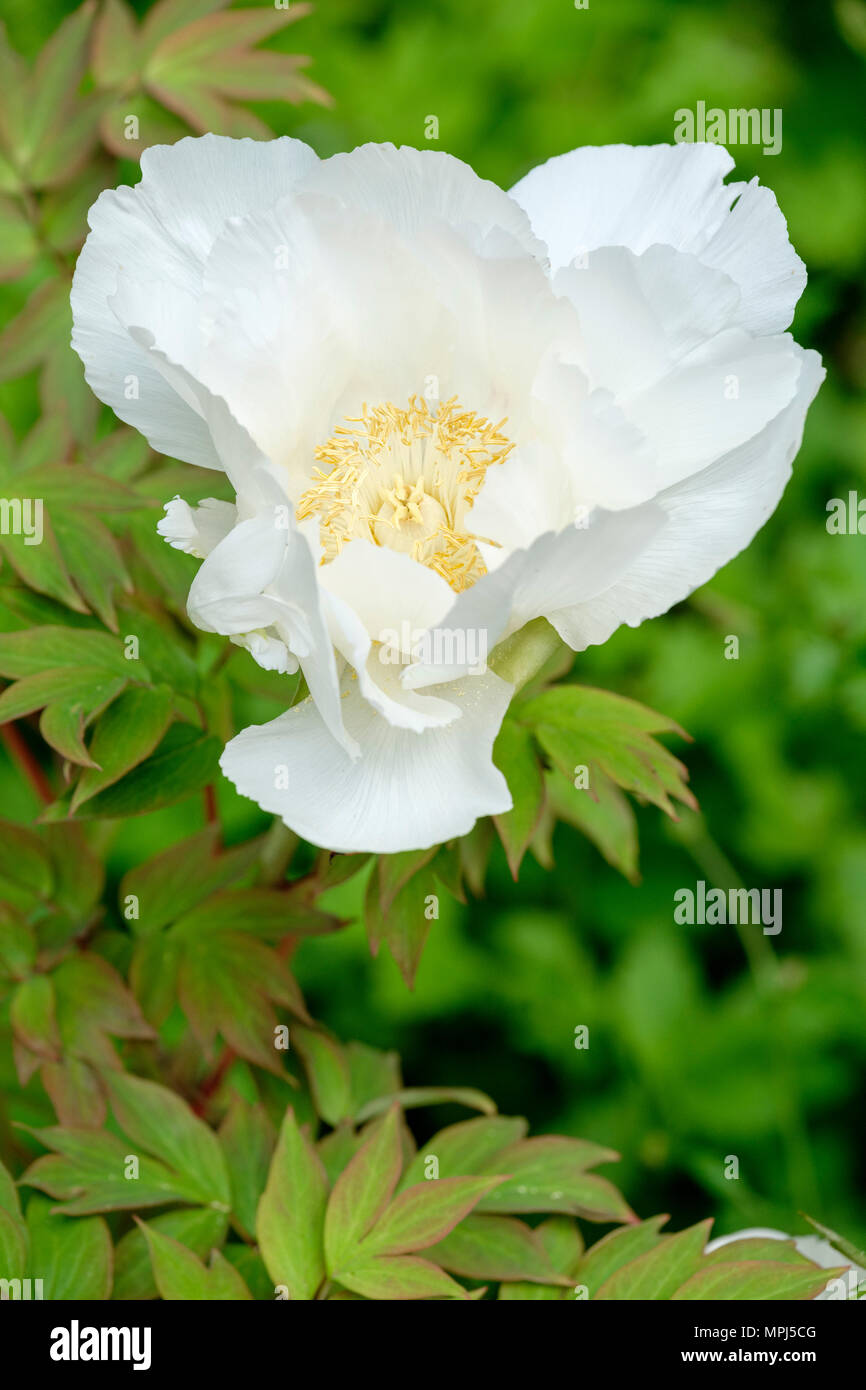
<box><xmin>296</xmin><ymin>395</ymin><xmax>513</xmax><ymax>592</ymax></box>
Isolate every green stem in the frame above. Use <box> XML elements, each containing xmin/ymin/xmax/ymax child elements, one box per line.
<box><xmin>489</xmin><ymin>617</ymin><xmax>564</xmax><ymax>691</ymax></box>
<box><xmin>259</xmin><ymin>818</ymin><xmax>298</xmax><ymax>887</ymax></box>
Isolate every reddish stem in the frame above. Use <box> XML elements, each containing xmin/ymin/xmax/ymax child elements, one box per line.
<box><xmin>1</xmin><ymin>724</ymin><xmax>53</xmax><ymax>804</ymax></box>
<box><xmin>192</xmin><ymin>1045</ymin><xmax>236</xmax><ymax>1116</ymax></box>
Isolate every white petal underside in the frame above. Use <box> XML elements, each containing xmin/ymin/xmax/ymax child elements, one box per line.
<box><xmin>71</xmin><ymin>134</ymin><xmax>318</xmax><ymax>468</ymax></box>
<box><xmin>549</xmin><ymin>347</ymin><xmax>824</xmax><ymax>650</ymax></box>
<box><xmin>220</xmin><ymin>667</ymin><xmax>513</xmax><ymax>853</ymax></box>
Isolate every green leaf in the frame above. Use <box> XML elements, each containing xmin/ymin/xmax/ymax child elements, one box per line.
<box><xmin>120</xmin><ymin>827</ymin><xmax>257</xmax><ymax>935</ymax></box>
<box><xmin>256</xmin><ymin>1107</ymin><xmax>328</xmax><ymax>1301</ymax></box>
<box><xmin>292</xmin><ymin>1025</ymin><xmax>352</xmax><ymax>1126</ymax></box>
<box><xmin>143</xmin><ymin>3</ymin><xmax>329</xmax><ymax>133</ymax></box>
<box><xmin>18</xmin><ymin>5</ymin><xmax>101</xmax><ymax>188</ymax></box>
<box><xmin>52</xmin><ymin>952</ymin><xmax>154</xmax><ymax>1069</ymax></box>
<box><xmin>10</xmin><ymin>974</ymin><xmax>60</xmax><ymax>1059</ymax></box>
<box><xmin>345</xmin><ymin>1040</ymin><xmax>402</xmax><ymax>1116</ymax></box>
<box><xmin>0</xmin><ymin>279</ymin><xmax>70</xmax><ymax>383</ymax></box>
<box><xmin>358</xmin><ymin>1175</ymin><xmax>506</xmax><ymax>1258</ymax></box>
<box><xmin>594</xmin><ymin>1219</ymin><xmax>712</xmax><ymax>1299</ymax></box>
<box><xmin>535</xmin><ymin>1215</ymin><xmax>585</xmax><ymax>1277</ymax></box>
<box><xmin>0</xmin><ymin>667</ymin><xmax>126</xmax><ymax>722</ymax></box>
<box><xmin>672</xmin><ymin>1260</ymin><xmax>843</xmax><ymax>1301</ymax></box>
<box><xmin>39</xmin><ymin>700</ymin><xmax>98</xmax><ymax>767</ymax></box>
<box><xmin>0</xmin><ymin>1206</ymin><xmax>27</xmax><ymax>1283</ymax></box>
<box><xmin>0</xmin><ymin>1160</ymin><xmax>27</xmax><ymax>1285</ymax></box>
<box><xmin>129</xmin><ymin>932</ymin><xmax>182</xmax><ymax>1027</ymax></box>
<box><xmin>113</xmin><ymin>1207</ymin><xmax>228</xmax><ymax>1301</ymax></box>
<box><xmin>492</xmin><ymin>718</ymin><xmax>545</xmax><ymax>878</ymax></box>
<box><xmin>520</xmin><ymin>684</ymin><xmax>696</xmax><ymax>818</ymax></box>
<box><xmin>0</xmin><ymin>820</ymin><xmax>53</xmax><ymax>897</ymax></box>
<box><xmin>355</xmin><ymin>1085</ymin><xmax>497</xmax><ymax>1125</ymax></box>
<box><xmin>334</xmin><ymin>1254</ymin><xmax>467</xmax><ymax>1301</ymax></box>
<box><xmin>0</xmin><ymin>908</ymin><xmax>36</xmax><ymax>979</ymax></box>
<box><xmin>324</xmin><ymin>1105</ymin><xmax>402</xmax><ymax>1277</ymax></box>
<box><xmin>112</xmin><ymin>596</ymin><xmax>200</xmax><ymax>700</ymax></box>
<box><xmin>801</xmin><ymin>1214</ymin><xmax>866</xmax><ymax>1270</ymax></box>
<box><xmin>0</xmin><ymin>626</ymin><xmax>130</xmax><ymax>678</ymax></box>
<box><xmin>71</xmin><ymin>685</ymin><xmax>174</xmax><ymax>810</ymax></box>
<box><xmin>475</xmin><ymin>1136</ymin><xmax>633</xmax><ymax>1222</ymax></box>
<box><xmin>399</xmin><ymin>1115</ymin><xmax>527</xmax><ymax>1189</ymax></box>
<box><xmin>104</xmin><ymin>1071</ymin><xmax>231</xmax><ymax>1210</ymax></box>
<box><xmin>498</xmin><ymin>1278</ymin><xmax>568</xmax><ymax>1300</ymax></box>
<box><xmin>26</xmin><ymin>1194</ymin><xmax>112</xmax><ymax>1300</ymax></box>
<box><xmin>51</xmin><ymin>508</ymin><xmax>131</xmax><ymax>629</ymax></box>
<box><xmin>41</xmin><ymin>1057</ymin><xmax>106</xmax><ymax>1129</ymax></box>
<box><xmin>0</xmin><ymin>1155</ymin><xmax>23</xmax><ymax>1223</ymax></box>
<box><xmin>575</xmin><ymin>1215</ymin><xmax>669</xmax><ymax>1297</ymax></box>
<box><xmin>173</xmin><ymin>886</ymin><xmax>343</xmax><ymax>940</ymax></box>
<box><xmin>702</xmin><ymin>1237</ymin><xmax>813</xmax><ymax>1266</ymax></box>
<box><xmin>317</xmin><ymin>1124</ymin><xmax>363</xmax><ymax>1187</ymax></box>
<box><xmin>138</xmin><ymin>1220</ymin><xmax>252</xmax><ymax>1300</ymax></box>
<box><xmin>218</xmin><ymin>1095</ymin><xmax>273</xmax><ymax>1241</ymax></box>
<box><xmin>21</xmin><ymin>1126</ymin><xmax>219</xmax><ymax>1214</ymax></box>
<box><xmin>178</xmin><ymin>931</ymin><xmax>308</xmax><ymax>1073</ymax></box>
<box><xmin>92</xmin><ymin>0</ymin><xmax>140</xmax><ymax>88</ymax></box>
<box><xmin>364</xmin><ymin>853</ymin><xmax>438</xmax><ymax>988</ymax></box>
<box><xmin>71</xmin><ymin>725</ymin><xmax>221</xmax><ymax>818</ymax></box>
<box><xmin>545</xmin><ymin>763</ymin><xmax>639</xmax><ymax>882</ymax></box>
<box><xmin>428</xmin><ymin>1213</ymin><xmax>566</xmax><ymax>1284</ymax></box>
<box><xmin>219</xmin><ymin>1245</ymin><xmax>274</xmax><ymax>1301</ymax></box>
<box><xmin>0</xmin><ymin>194</ymin><xmax>37</xmax><ymax>280</ymax></box>
<box><xmin>0</xmin><ymin>511</ymin><xmax>84</xmax><ymax>615</ymax></box>
<box><xmin>42</xmin><ymin>825</ymin><xmax>105</xmax><ymax>938</ymax></box>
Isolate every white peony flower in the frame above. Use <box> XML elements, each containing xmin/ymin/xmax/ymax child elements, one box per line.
<box><xmin>71</xmin><ymin>136</ymin><xmax>823</xmax><ymax>853</ymax></box>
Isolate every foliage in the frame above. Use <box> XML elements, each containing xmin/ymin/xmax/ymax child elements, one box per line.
<box><xmin>0</xmin><ymin>1017</ymin><xmax>849</xmax><ymax>1300</ymax></box>
<box><xmin>0</xmin><ymin>0</ymin><xmax>864</xmax><ymax>1299</ymax></box>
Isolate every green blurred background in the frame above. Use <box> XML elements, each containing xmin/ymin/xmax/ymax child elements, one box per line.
<box><xmin>2</xmin><ymin>0</ymin><xmax>865</xmax><ymax>1245</ymax></box>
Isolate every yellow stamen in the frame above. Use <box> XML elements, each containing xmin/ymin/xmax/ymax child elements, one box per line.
<box><xmin>296</xmin><ymin>395</ymin><xmax>513</xmax><ymax>592</ymax></box>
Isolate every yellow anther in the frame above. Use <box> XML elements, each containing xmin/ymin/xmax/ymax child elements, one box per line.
<box><xmin>296</xmin><ymin>396</ymin><xmax>512</xmax><ymax>592</ymax></box>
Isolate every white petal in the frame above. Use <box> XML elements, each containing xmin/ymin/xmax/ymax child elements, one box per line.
<box><xmin>549</xmin><ymin>347</ymin><xmax>824</xmax><ymax>649</ymax></box>
<box><xmin>302</xmin><ymin>142</ymin><xmax>543</xmax><ymax>259</ymax></box>
<box><xmin>71</xmin><ymin>134</ymin><xmax>317</xmax><ymax>468</ymax></box>
<box><xmin>696</xmin><ymin>179</ymin><xmax>806</xmax><ymax>334</ymax></box>
<box><xmin>624</xmin><ymin>331</ymin><xmax>803</xmax><ymax>488</ymax></box>
<box><xmin>556</xmin><ymin>245</ymin><xmax>741</xmax><ymax>398</ymax></box>
<box><xmin>192</xmin><ymin>192</ymin><xmax>454</xmax><ymax>488</ymax></box>
<box><xmin>230</xmin><ymin>631</ymin><xmax>298</xmax><ymax>675</ymax></box>
<box><xmin>191</xmin><ymin>187</ymin><xmax>569</xmax><ymax>490</ymax></box>
<box><xmin>220</xmin><ymin>668</ymin><xmax>513</xmax><ymax>854</ymax></box>
<box><xmin>319</xmin><ymin>540</ymin><xmax>454</xmax><ymax>651</ymax></box>
<box><xmin>404</xmin><ymin>503</ymin><xmax>665</xmax><ymax>690</ymax></box>
<box><xmin>158</xmin><ymin>496</ymin><xmax>235</xmax><ymax>557</ymax></box>
<box><xmin>317</xmin><ymin>548</ymin><xmax>461</xmax><ymax>732</ymax></box>
<box><xmin>119</xmin><ymin>325</ymin><xmax>288</xmax><ymax>505</ymax></box>
<box><xmin>511</xmin><ymin>143</ymin><xmax>736</xmax><ymax>270</ymax></box>
<box><xmin>186</xmin><ymin>503</ymin><xmax>353</xmax><ymax>757</ymax></box>
<box><xmin>512</xmin><ymin>144</ymin><xmax>807</xmax><ymax>336</ymax></box>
